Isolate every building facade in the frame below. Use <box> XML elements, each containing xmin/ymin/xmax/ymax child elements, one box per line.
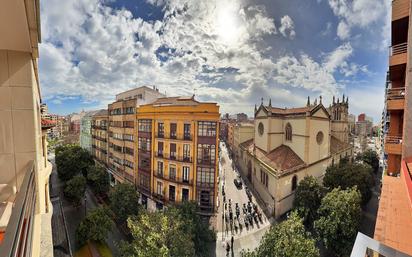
<box><xmin>373</xmin><ymin>0</ymin><xmax>412</xmax><ymax>255</ymax></box>
<box><xmin>80</xmin><ymin>110</ymin><xmax>98</xmax><ymax>153</ymax></box>
<box><xmin>92</xmin><ymin>110</ymin><xmax>109</xmax><ymax>168</ymax></box>
<box><xmin>232</xmin><ymin>123</ymin><xmax>254</xmax><ymax>163</ymax></box>
<box><xmin>136</xmin><ymin>96</ymin><xmax>220</xmax><ymax>213</ymax></box>
<box><xmin>0</xmin><ymin>1</ymin><xmax>53</xmax><ymax>256</ymax></box>
<box><xmin>236</xmin><ymin>97</ymin><xmax>352</xmax><ymax>218</ymax></box>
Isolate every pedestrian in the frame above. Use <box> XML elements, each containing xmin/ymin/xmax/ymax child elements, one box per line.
<box><xmin>231</xmin><ymin>236</ymin><xmax>234</xmax><ymax>250</ymax></box>
<box><xmin>226</xmin><ymin>242</ymin><xmax>230</xmax><ymax>256</ymax></box>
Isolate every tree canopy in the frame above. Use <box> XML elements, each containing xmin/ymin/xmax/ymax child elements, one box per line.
<box><xmin>314</xmin><ymin>187</ymin><xmax>362</xmax><ymax>257</ymax></box>
<box><xmin>242</xmin><ymin>211</ymin><xmax>319</xmax><ymax>257</ymax></box>
<box><xmin>323</xmin><ymin>161</ymin><xmax>374</xmax><ymax>205</ymax></box>
<box><xmin>55</xmin><ymin>144</ymin><xmax>93</xmax><ymax>181</ymax></box>
<box><xmin>76</xmin><ymin>207</ymin><xmax>113</xmax><ymax>246</ymax></box>
<box><xmin>87</xmin><ymin>165</ymin><xmax>110</xmax><ymax>196</ymax></box>
<box><xmin>356</xmin><ymin>149</ymin><xmax>379</xmax><ymax>173</ymax></box>
<box><xmin>293</xmin><ymin>176</ymin><xmax>326</xmax><ymax>228</ymax></box>
<box><xmin>64</xmin><ymin>175</ymin><xmax>87</xmax><ymax>206</ymax></box>
<box><xmin>109</xmin><ymin>183</ymin><xmax>140</xmax><ymax>223</ymax></box>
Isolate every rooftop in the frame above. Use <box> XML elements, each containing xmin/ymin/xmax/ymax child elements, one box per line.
<box><xmin>151</xmin><ymin>96</ymin><xmax>200</xmax><ymax>106</ymax></box>
<box><xmin>330</xmin><ymin>135</ymin><xmax>352</xmax><ymax>154</ymax></box>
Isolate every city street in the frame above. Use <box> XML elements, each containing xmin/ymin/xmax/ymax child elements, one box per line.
<box><xmin>215</xmin><ymin>143</ymin><xmax>273</xmax><ymax>256</ymax></box>
<box><xmin>49</xmin><ymin>153</ymin><xmax>127</xmax><ymax>256</ymax></box>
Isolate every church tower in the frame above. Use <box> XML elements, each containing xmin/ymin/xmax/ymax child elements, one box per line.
<box><xmin>329</xmin><ymin>94</ymin><xmax>349</xmax><ymax>143</ymax></box>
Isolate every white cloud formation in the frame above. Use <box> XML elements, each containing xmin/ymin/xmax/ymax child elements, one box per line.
<box><xmin>279</xmin><ymin>15</ymin><xmax>296</xmax><ymax>39</ymax></box>
<box><xmin>327</xmin><ymin>0</ymin><xmax>387</xmax><ymax>40</ymax></box>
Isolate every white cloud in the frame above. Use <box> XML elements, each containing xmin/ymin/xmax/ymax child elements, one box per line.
<box><xmin>279</xmin><ymin>15</ymin><xmax>296</xmax><ymax>39</ymax></box>
<box><xmin>327</xmin><ymin>0</ymin><xmax>387</xmax><ymax>40</ymax></box>
<box><xmin>323</xmin><ymin>42</ymin><xmax>353</xmax><ymax>72</ymax></box>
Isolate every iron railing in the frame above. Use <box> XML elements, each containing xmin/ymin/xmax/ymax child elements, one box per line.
<box><xmin>389</xmin><ymin>42</ymin><xmax>408</xmax><ymax>56</ymax></box>
<box><xmin>387</xmin><ymin>87</ymin><xmax>405</xmax><ymax>100</ymax></box>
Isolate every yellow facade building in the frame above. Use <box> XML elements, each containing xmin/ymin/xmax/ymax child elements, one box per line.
<box><xmin>136</xmin><ymin>96</ymin><xmax>220</xmax><ymax>213</ymax></box>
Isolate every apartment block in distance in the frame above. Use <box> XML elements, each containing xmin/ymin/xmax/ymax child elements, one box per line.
<box><xmin>0</xmin><ymin>0</ymin><xmax>53</xmax><ymax>256</ymax></box>
<box><xmin>92</xmin><ymin>109</ymin><xmax>109</xmax><ymax>168</ymax></box>
<box><xmin>136</xmin><ymin>96</ymin><xmax>220</xmax><ymax>213</ymax></box>
<box><xmin>369</xmin><ymin>0</ymin><xmax>412</xmax><ymax>256</ymax></box>
<box><xmin>107</xmin><ymin>86</ymin><xmax>164</xmax><ymax>186</ymax></box>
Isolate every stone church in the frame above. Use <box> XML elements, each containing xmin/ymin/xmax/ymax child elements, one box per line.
<box><xmin>237</xmin><ymin>96</ymin><xmax>352</xmax><ymax>218</ymax></box>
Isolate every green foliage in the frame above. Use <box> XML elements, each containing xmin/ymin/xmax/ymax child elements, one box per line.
<box><xmin>174</xmin><ymin>202</ymin><xmax>216</xmax><ymax>256</ymax></box>
<box><xmin>356</xmin><ymin>149</ymin><xmax>379</xmax><ymax>173</ymax></box>
<box><xmin>55</xmin><ymin>144</ymin><xmax>94</xmax><ymax>181</ymax></box>
<box><xmin>293</xmin><ymin>176</ymin><xmax>326</xmax><ymax>228</ymax></box>
<box><xmin>87</xmin><ymin>165</ymin><xmax>110</xmax><ymax>195</ymax></box>
<box><xmin>314</xmin><ymin>187</ymin><xmax>362</xmax><ymax>257</ymax></box>
<box><xmin>109</xmin><ymin>183</ymin><xmax>139</xmax><ymax>223</ymax></box>
<box><xmin>64</xmin><ymin>175</ymin><xmax>87</xmax><ymax>206</ymax></box>
<box><xmin>323</xmin><ymin>161</ymin><xmax>374</xmax><ymax>205</ymax></box>
<box><xmin>119</xmin><ymin>208</ymin><xmax>195</xmax><ymax>257</ymax></box>
<box><xmin>76</xmin><ymin>207</ymin><xmax>113</xmax><ymax>246</ymax></box>
<box><xmin>241</xmin><ymin>211</ymin><xmax>319</xmax><ymax>257</ymax></box>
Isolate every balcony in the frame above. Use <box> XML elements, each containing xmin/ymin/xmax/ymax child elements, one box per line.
<box><xmin>385</xmin><ymin>135</ymin><xmax>403</xmax><ymax>155</ymax></box>
<box><xmin>387</xmin><ymin>87</ymin><xmax>405</xmax><ymax>110</ymax></box>
<box><xmin>153</xmin><ymin>172</ymin><xmax>193</xmax><ymax>185</ymax></box>
<box><xmin>155</xmin><ymin>134</ymin><xmax>192</xmax><ymax>141</ymax></box>
<box><xmin>389</xmin><ymin>42</ymin><xmax>408</xmax><ymax>66</ymax></box>
<box><xmin>0</xmin><ymin>163</ymin><xmax>36</xmax><ymax>256</ymax></box>
<box><xmin>155</xmin><ymin>153</ymin><xmax>193</xmax><ymax>163</ymax></box>
<box><xmin>392</xmin><ymin>0</ymin><xmax>410</xmax><ymax>21</ymax></box>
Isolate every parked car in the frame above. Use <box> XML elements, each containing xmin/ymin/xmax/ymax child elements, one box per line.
<box><xmin>234</xmin><ymin>178</ymin><xmax>243</xmax><ymax>189</ymax></box>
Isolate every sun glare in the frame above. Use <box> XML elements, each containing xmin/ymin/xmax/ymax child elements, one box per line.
<box><xmin>215</xmin><ymin>1</ymin><xmax>242</xmax><ymax>46</ymax></box>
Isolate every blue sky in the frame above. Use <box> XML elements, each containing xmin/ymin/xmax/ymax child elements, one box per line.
<box><xmin>39</xmin><ymin>0</ymin><xmax>390</xmax><ymax>122</ymax></box>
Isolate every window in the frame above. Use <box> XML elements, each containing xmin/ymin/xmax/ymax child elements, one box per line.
<box><xmin>291</xmin><ymin>175</ymin><xmax>298</xmax><ymax>192</ymax></box>
<box><xmin>184</xmin><ymin>124</ymin><xmax>191</xmax><ymax>139</ymax></box>
<box><xmin>138</xmin><ymin>137</ymin><xmax>151</xmax><ymax>151</ymax></box>
<box><xmin>182</xmin><ymin>188</ymin><xmax>189</xmax><ymax>202</ymax></box>
<box><xmin>157</xmin><ymin>161</ymin><xmax>163</xmax><ymax>175</ymax></box>
<box><xmin>258</xmin><ymin>122</ymin><xmax>264</xmax><ymax>135</ymax></box>
<box><xmin>260</xmin><ymin>169</ymin><xmax>268</xmax><ymax>188</ymax></box>
<box><xmin>112</xmin><ymin>144</ymin><xmax>122</xmax><ymax>152</ymax></box>
<box><xmin>169</xmin><ymin>165</ymin><xmax>176</xmax><ymax>180</ymax></box>
<box><xmin>137</xmin><ymin>94</ymin><xmax>143</xmax><ymax>99</ymax></box>
<box><xmin>124</xmin><ymin>160</ymin><xmax>134</xmax><ymax>169</ymax></box>
<box><xmin>139</xmin><ymin>174</ymin><xmax>150</xmax><ymax>189</ymax></box>
<box><xmin>157</xmin><ymin>142</ymin><xmax>163</xmax><ymax>156</ymax></box>
<box><xmin>157</xmin><ymin>181</ymin><xmax>163</xmax><ymax>195</ymax></box>
<box><xmin>169</xmin><ymin>185</ymin><xmax>176</xmax><ymax>201</ymax></box>
<box><xmin>170</xmin><ymin>143</ymin><xmax>176</xmax><ymax>160</ymax></box>
<box><xmin>124</xmin><ymin>147</ymin><xmax>134</xmax><ymax>156</ymax></box>
<box><xmin>183</xmin><ymin>144</ymin><xmax>190</xmax><ymax>161</ymax></box>
<box><xmin>158</xmin><ymin>122</ymin><xmax>164</xmax><ymax>137</ymax></box>
<box><xmin>123</xmin><ymin>121</ymin><xmax>134</xmax><ymax>128</ymax></box>
<box><xmin>110</xmin><ymin>108</ymin><xmax>121</xmax><ymax>115</ymax></box>
<box><xmin>197</xmin><ymin>144</ymin><xmax>216</xmax><ymax>164</ymax></box>
<box><xmin>124</xmin><ymin>134</ymin><xmax>134</xmax><ymax>141</ymax></box>
<box><xmin>198</xmin><ymin>121</ymin><xmax>217</xmax><ymax>137</ymax></box>
<box><xmin>138</xmin><ymin>119</ymin><xmax>152</xmax><ymax>132</ymax></box>
<box><xmin>124</xmin><ymin>107</ymin><xmax>134</xmax><ymax>114</ymax></box>
<box><xmin>113</xmin><ymin>133</ymin><xmax>122</xmax><ymax>140</ymax></box>
<box><xmin>316</xmin><ymin>131</ymin><xmax>324</xmax><ymax>145</ymax></box>
<box><xmin>170</xmin><ymin>123</ymin><xmax>177</xmax><ymax>139</ymax></box>
<box><xmin>182</xmin><ymin>166</ymin><xmax>190</xmax><ymax>182</ymax></box>
<box><xmin>285</xmin><ymin>123</ymin><xmax>292</xmax><ymax>141</ymax></box>
<box><xmin>196</xmin><ymin>167</ymin><xmax>215</xmax><ymax>186</ymax></box>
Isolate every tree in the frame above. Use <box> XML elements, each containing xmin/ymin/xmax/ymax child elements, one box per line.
<box><xmin>55</xmin><ymin>144</ymin><xmax>93</xmax><ymax>181</ymax></box>
<box><xmin>314</xmin><ymin>187</ymin><xmax>362</xmax><ymax>257</ymax></box>
<box><xmin>64</xmin><ymin>175</ymin><xmax>86</xmax><ymax>206</ymax></box>
<box><xmin>323</xmin><ymin>162</ymin><xmax>374</xmax><ymax>205</ymax></box>
<box><xmin>293</xmin><ymin>176</ymin><xmax>326</xmax><ymax>228</ymax></box>
<box><xmin>175</xmin><ymin>202</ymin><xmax>216</xmax><ymax>256</ymax></box>
<box><xmin>87</xmin><ymin>165</ymin><xmax>110</xmax><ymax>196</ymax></box>
<box><xmin>241</xmin><ymin>211</ymin><xmax>319</xmax><ymax>257</ymax></box>
<box><xmin>357</xmin><ymin>149</ymin><xmax>379</xmax><ymax>173</ymax></box>
<box><xmin>76</xmin><ymin>207</ymin><xmax>113</xmax><ymax>246</ymax></box>
<box><xmin>119</xmin><ymin>208</ymin><xmax>195</xmax><ymax>257</ymax></box>
<box><xmin>109</xmin><ymin>183</ymin><xmax>139</xmax><ymax>223</ymax></box>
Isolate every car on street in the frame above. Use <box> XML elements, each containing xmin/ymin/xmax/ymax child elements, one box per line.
<box><xmin>234</xmin><ymin>178</ymin><xmax>242</xmax><ymax>189</ymax></box>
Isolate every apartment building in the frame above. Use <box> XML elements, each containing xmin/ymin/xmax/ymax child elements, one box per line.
<box><xmin>92</xmin><ymin>110</ymin><xmax>109</xmax><ymax>168</ymax></box>
<box><xmin>107</xmin><ymin>86</ymin><xmax>164</xmax><ymax>186</ymax></box>
<box><xmin>80</xmin><ymin>110</ymin><xmax>99</xmax><ymax>153</ymax></box>
<box><xmin>136</xmin><ymin>96</ymin><xmax>220</xmax><ymax>213</ymax></box>
<box><xmin>371</xmin><ymin>0</ymin><xmax>412</xmax><ymax>255</ymax></box>
<box><xmin>232</xmin><ymin>122</ymin><xmax>254</xmax><ymax>163</ymax></box>
<box><xmin>0</xmin><ymin>0</ymin><xmax>53</xmax><ymax>256</ymax></box>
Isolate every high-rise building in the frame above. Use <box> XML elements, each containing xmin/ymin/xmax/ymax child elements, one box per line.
<box><xmin>136</xmin><ymin>96</ymin><xmax>220</xmax><ymax>213</ymax></box>
<box><xmin>368</xmin><ymin>0</ymin><xmax>412</xmax><ymax>256</ymax></box>
<box><xmin>92</xmin><ymin>110</ymin><xmax>109</xmax><ymax>169</ymax></box>
<box><xmin>0</xmin><ymin>1</ymin><xmax>53</xmax><ymax>256</ymax></box>
<box><xmin>107</xmin><ymin>86</ymin><xmax>164</xmax><ymax>186</ymax></box>
<box><xmin>80</xmin><ymin>110</ymin><xmax>99</xmax><ymax>153</ymax></box>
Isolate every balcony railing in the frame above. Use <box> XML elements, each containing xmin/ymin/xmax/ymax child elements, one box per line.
<box><xmin>155</xmin><ymin>134</ymin><xmax>192</xmax><ymax>141</ymax></box>
<box><xmin>385</xmin><ymin>135</ymin><xmax>403</xmax><ymax>144</ymax></box>
<box><xmin>0</xmin><ymin>162</ymin><xmax>36</xmax><ymax>257</ymax></box>
<box><xmin>153</xmin><ymin>172</ymin><xmax>193</xmax><ymax>185</ymax></box>
<box><xmin>389</xmin><ymin>42</ymin><xmax>408</xmax><ymax>56</ymax></box>
<box><xmin>387</xmin><ymin>87</ymin><xmax>405</xmax><ymax>100</ymax></box>
<box><xmin>155</xmin><ymin>153</ymin><xmax>193</xmax><ymax>163</ymax></box>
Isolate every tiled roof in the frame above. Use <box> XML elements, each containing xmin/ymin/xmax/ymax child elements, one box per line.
<box><xmin>93</xmin><ymin>109</ymin><xmax>108</xmax><ymax>117</ymax></box>
<box><xmin>330</xmin><ymin>135</ymin><xmax>351</xmax><ymax>154</ymax></box>
<box><xmin>41</xmin><ymin>119</ymin><xmax>56</xmax><ymax>129</ymax></box>
<box><xmin>151</xmin><ymin>96</ymin><xmax>200</xmax><ymax>106</ymax></box>
<box><xmin>269</xmin><ymin>106</ymin><xmax>313</xmax><ymax>115</ymax></box>
<box><xmin>242</xmin><ymin>141</ymin><xmax>306</xmax><ymax>176</ymax></box>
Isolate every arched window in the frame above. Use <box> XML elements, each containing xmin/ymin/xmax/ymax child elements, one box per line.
<box><xmin>285</xmin><ymin>123</ymin><xmax>292</xmax><ymax>141</ymax></box>
<box><xmin>291</xmin><ymin>175</ymin><xmax>298</xmax><ymax>191</ymax></box>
